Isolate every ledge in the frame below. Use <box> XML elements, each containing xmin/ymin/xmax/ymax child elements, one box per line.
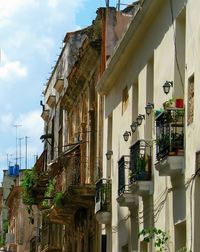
<box><xmin>130</xmin><ymin>181</ymin><xmax>153</xmax><ymax>196</ymax></box>
<box><xmin>46</xmin><ymin>95</ymin><xmax>56</xmax><ymax>108</ymax></box>
<box><xmin>117</xmin><ymin>192</ymin><xmax>137</xmax><ymax>207</ymax></box>
<box><xmin>54</xmin><ymin>78</ymin><xmax>64</xmax><ymax>93</ymax></box>
<box><xmin>95</xmin><ymin>211</ymin><xmax>111</xmax><ymax>225</ymax></box>
<box><xmin>41</xmin><ymin>110</ymin><xmax>49</xmax><ymax>121</ymax></box>
<box><xmin>155</xmin><ymin>155</ymin><xmax>185</xmax><ymax>176</ymax></box>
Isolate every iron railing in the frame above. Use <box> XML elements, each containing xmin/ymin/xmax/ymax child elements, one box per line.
<box><xmin>156</xmin><ymin>108</ymin><xmax>184</xmax><ymax>160</ymax></box>
<box><xmin>95</xmin><ymin>178</ymin><xmax>111</xmax><ymax>213</ymax></box>
<box><xmin>118</xmin><ymin>155</ymin><xmax>130</xmax><ymax>196</ymax></box>
<box><xmin>130</xmin><ymin>140</ymin><xmax>152</xmax><ymax>183</ymax></box>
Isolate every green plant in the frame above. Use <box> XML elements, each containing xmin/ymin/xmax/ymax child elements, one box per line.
<box><xmin>157</xmin><ymin>134</ymin><xmax>170</xmax><ymax>149</ymax></box>
<box><xmin>0</xmin><ymin>235</ymin><xmax>5</xmax><ymax>247</ymax></box>
<box><xmin>22</xmin><ymin>169</ymin><xmax>38</xmax><ymax>213</ymax></box>
<box><xmin>53</xmin><ymin>192</ymin><xmax>64</xmax><ymax>207</ymax></box>
<box><xmin>137</xmin><ymin>156</ymin><xmax>147</xmax><ymax>172</ymax></box>
<box><xmin>176</xmin><ymin>246</ymin><xmax>191</xmax><ymax>252</ymax></box>
<box><xmin>138</xmin><ymin>227</ymin><xmax>169</xmax><ymax>251</ymax></box>
<box><xmin>163</xmin><ymin>98</ymin><xmax>175</xmax><ymax>109</ymax></box>
<box><xmin>2</xmin><ymin>220</ymin><xmax>8</xmax><ymax>233</ymax></box>
<box><xmin>41</xmin><ymin>179</ymin><xmax>55</xmax><ymax>208</ymax></box>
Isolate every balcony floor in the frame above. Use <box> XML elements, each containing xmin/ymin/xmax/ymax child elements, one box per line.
<box><xmin>117</xmin><ymin>191</ymin><xmax>138</xmax><ymax>207</ymax></box>
<box><xmin>155</xmin><ymin>155</ymin><xmax>185</xmax><ymax>176</ymax></box>
<box><xmin>130</xmin><ymin>181</ymin><xmax>153</xmax><ymax>196</ymax></box>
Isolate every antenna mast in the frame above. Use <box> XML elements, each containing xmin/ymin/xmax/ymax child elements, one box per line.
<box><xmin>105</xmin><ymin>0</ymin><xmax>109</xmax><ymax>7</ymax></box>
<box><xmin>13</xmin><ymin>124</ymin><xmax>22</xmax><ymax>165</ymax></box>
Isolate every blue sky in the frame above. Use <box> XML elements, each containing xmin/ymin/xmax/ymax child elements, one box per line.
<box><xmin>0</xmin><ymin>0</ymin><xmax>118</xmax><ymax>179</ymax></box>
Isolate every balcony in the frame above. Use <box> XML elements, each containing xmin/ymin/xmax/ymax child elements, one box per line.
<box><xmin>41</xmin><ymin>109</ymin><xmax>49</xmax><ymax>122</ymax></box>
<box><xmin>48</xmin><ymin>145</ymin><xmax>95</xmax><ymax>224</ymax></box>
<box><xmin>95</xmin><ymin>178</ymin><xmax>111</xmax><ymax>224</ymax></box>
<box><xmin>155</xmin><ymin>108</ymin><xmax>184</xmax><ymax>176</ymax></box>
<box><xmin>46</xmin><ymin>95</ymin><xmax>56</xmax><ymax>108</ymax></box>
<box><xmin>41</xmin><ymin>223</ymin><xmax>62</xmax><ymax>252</ymax></box>
<box><xmin>53</xmin><ymin>77</ymin><xmax>64</xmax><ymax>93</ymax></box>
<box><xmin>117</xmin><ymin>156</ymin><xmax>137</xmax><ymax>207</ymax></box>
<box><xmin>129</xmin><ymin>140</ymin><xmax>153</xmax><ymax>196</ymax></box>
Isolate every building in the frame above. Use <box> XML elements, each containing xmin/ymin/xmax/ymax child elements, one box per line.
<box><xmin>0</xmin><ymin>168</ymin><xmax>39</xmax><ymax>252</ymax></box>
<box><xmin>6</xmin><ymin>171</ymin><xmax>38</xmax><ymax>252</ymax></box>
<box><xmin>96</xmin><ymin>0</ymin><xmax>200</xmax><ymax>251</ymax></box>
<box><xmin>33</xmin><ymin>5</ymin><xmax>138</xmax><ymax>252</ymax></box>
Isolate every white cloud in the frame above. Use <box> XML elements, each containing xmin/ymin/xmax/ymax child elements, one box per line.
<box><xmin>0</xmin><ymin>0</ymin><xmax>36</xmax><ymax>20</ymax></box>
<box><xmin>0</xmin><ymin>110</ymin><xmax>43</xmax><ymax>138</ymax></box>
<box><xmin>16</xmin><ymin>110</ymin><xmax>43</xmax><ymax>139</ymax></box>
<box><xmin>0</xmin><ymin>50</ymin><xmax>27</xmax><ymax>80</ymax></box>
<box><xmin>0</xmin><ymin>61</ymin><xmax>27</xmax><ymax>80</ymax></box>
<box><xmin>0</xmin><ymin>114</ymin><xmax>14</xmax><ymax>132</ymax></box>
<box><xmin>48</xmin><ymin>0</ymin><xmax>60</xmax><ymax>8</ymax></box>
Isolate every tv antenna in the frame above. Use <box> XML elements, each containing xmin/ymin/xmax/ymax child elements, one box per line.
<box><xmin>13</xmin><ymin>124</ymin><xmax>22</xmax><ymax>165</ymax></box>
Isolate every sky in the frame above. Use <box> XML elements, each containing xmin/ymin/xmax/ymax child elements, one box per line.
<box><xmin>0</xmin><ymin>0</ymin><xmax>119</xmax><ymax>180</ymax></box>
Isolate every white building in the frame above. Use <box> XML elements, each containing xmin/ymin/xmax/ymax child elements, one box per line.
<box><xmin>96</xmin><ymin>0</ymin><xmax>200</xmax><ymax>251</ymax></box>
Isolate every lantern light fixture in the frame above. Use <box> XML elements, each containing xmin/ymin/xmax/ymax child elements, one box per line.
<box><xmin>106</xmin><ymin>150</ymin><xmax>113</xmax><ymax>160</ymax></box>
<box><xmin>163</xmin><ymin>81</ymin><xmax>173</xmax><ymax>95</ymax></box>
<box><xmin>123</xmin><ymin>131</ymin><xmax>131</xmax><ymax>142</ymax></box>
<box><xmin>136</xmin><ymin>114</ymin><xmax>145</xmax><ymax>126</ymax></box>
<box><xmin>130</xmin><ymin>121</ymin><xmax>138</xmax><ymax>133</ymax></box>
<box><xmin>145</xmin><ymin>103</ymin><xmax>154</xmax><ymax>116</ymax></box>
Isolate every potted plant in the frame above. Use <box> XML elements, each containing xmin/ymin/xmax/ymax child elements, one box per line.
<box><xmin>163</xmin><ymin>98</ymin><xmax>175</xmax><ymax>110</ymax></box>
<box><xmin>136</xmin><ymin>155</ymin><xmax>149</xmax><ymax>180</ymax></box>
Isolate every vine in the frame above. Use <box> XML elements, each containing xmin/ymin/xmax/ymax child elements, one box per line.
<box><xmin>138</xmin><ymin>227</ymin><xmax>169</xmax><ymax>251</ymax></box>
<box><xmin>21</xmin><ymin>168</ymin><xmax>37</xmax><ymax>214</ymax></box>
<box><xmin>41</xmin><ymin>179</ymin><xmax>55</xmax><ymax>208</ymax></box>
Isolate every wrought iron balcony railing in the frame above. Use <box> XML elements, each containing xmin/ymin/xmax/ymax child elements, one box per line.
<box><xmin>118</xmin><ymin>155</ymin><xmax>130</xmax><ymax>196</ymax></box>
<box><xmin>66</xmin><ymin>154</ymin><xmax>81</xmax><ymax>186</ymax></box>
<box><xmin>156</xmin><ymin>108</ymin><xmax>184</xmax><ymax>161</ymax></box>
<box><xmin>130</xmin><ymin>140</ymin><xmax>152</xmax><ymax>183</ymax></box>
<box><xmin>95</xmin><ymin>178</ymin><xmax>111</xmax><ymax>213</ymax></box>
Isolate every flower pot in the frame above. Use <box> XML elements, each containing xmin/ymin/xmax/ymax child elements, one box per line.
<box><xmin>176</xmin><ymin>98</ymin><xmax>184</xmax><ymax>108</ymax></box>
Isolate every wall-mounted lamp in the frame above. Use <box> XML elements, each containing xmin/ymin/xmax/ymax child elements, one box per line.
<box><xmin>136</xmin><ymin>114</ymin><xmax>145</xmax><ymax>126</ymax></box>
<box><xmin>123</xmin><ymin>131</ymin><xmax>131</xmax><ymax>142</ymax></box>
<box><xmin>163</xmin><ymin>81</ymin><xmax>173</xmax><ymax>95</ymax></box>
<box><xmin>130</xmin><ymin>121</ymin><xmax>138</xmax><ymax>133</ymax></box>
<box><xmin>106</xmin><ymin>150</ymin><xmax>113</xmax><ymax>160</ymax></box>
<box><xmin>145</xmin><ymin>103</ymin><xmax>154</xmax><ymax>116</ymax></box>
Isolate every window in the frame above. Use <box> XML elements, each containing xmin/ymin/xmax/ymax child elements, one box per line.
<box><xmin>122</xmin><ymin>86</ymin><xmax>129</xmax><ymax>114</ymax></box>
<box><xmin>187</xmin><ymin>74</ymin><xmax>194</xmax><ymax>125</ymax></box>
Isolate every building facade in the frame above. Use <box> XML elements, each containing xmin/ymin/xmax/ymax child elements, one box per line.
<box><xmin>96</xmin><ymin>0</ymin><xmax>199</xmax><ymax>251</ymax></box>
<box><xmin>35</xmin><ymin>5</ymin><xmax>136</xmax><ymax>252</ymax></box>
